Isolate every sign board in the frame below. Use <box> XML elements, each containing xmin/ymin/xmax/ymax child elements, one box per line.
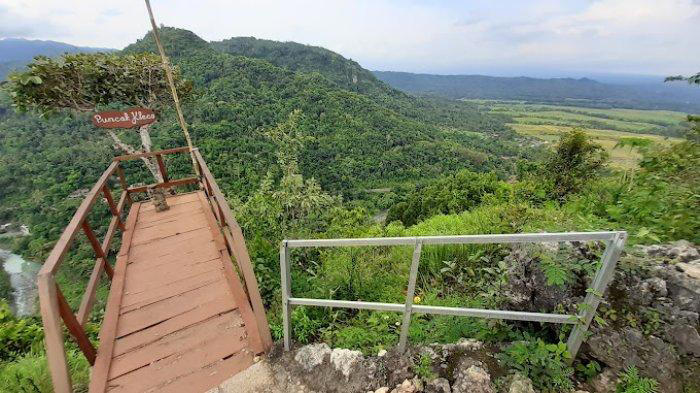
<box><xmin>92</xmin><ymin>108</ymin><xmax>156</xmax><ymax>129</ymax></box>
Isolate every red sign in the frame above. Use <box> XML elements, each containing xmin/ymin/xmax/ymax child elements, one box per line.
<box><xmin>92</xmin><ymin>108</ymin><xmax>156</xmax><ymax>129</ymax></box>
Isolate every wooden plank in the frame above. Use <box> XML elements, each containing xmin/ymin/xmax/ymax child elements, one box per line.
<box><xmin>127</xmin><ymin>176</ymin><xmax>198</xmax><ymax>194</ymax></box>
<box><xmin>102</xmin><ymin>186</ymin><xmax>125</xmax><ymax>231</ymax></box>
<box><xmin>106</xmin><ymin>331</ymin><xmax>249</xmax><ymax>393</ymax></box>
<box><xmin>38</xmin><ymin>274</ymin><xmax>73</xmax><ymax>393</ymax></box>
<box><xmin>149</xmin><ymin>349</ymin><xmax>253</xmax><ymax>393</ymax></box>
<box><xmin>126</xmin><ymin>239</ymin><xmax>219</xmax><ymax>272</ymax></box>
<box><xmin>108</xmin><ymin>311</ymin><xmax>244</xmax><ymax>380</ymax></box>
<box><xmin>155</xmin><ymin>154</ymin><xmax>169</xmax><ymax>183</ymax></box>
<box><xmin>116</xmin><ymin>281</ymin><xmax>229</xmax><ymax>338</ymax></box>
<box><xmin>135</xmin><ymin>200</ymin><xmax>201</xmax><ymax>224</ymax></box>
<box><xmin>89</xmin><ymin>202</ymin><xmax>141</xmax><ymax>393</ymax></box>
<box><xmin>40</xmin><ymin>161</ymin><xmax>118</xmax><ymax>276</ymax></box>
<box><xmin>112</xmin><ymin>296</ymin><xmax>236</xmax><ymax>357</ymax></box>
<box><xmin>121</xmin><ymin>269</ymin><xmax>224</xmax><ymax>313</ymax></box>
<box><xmin>113</xmin><ymin>146</ymin><xmax>190</xmax><ymax>162</ymax></box>
<box><xmin>56</xmin><ymin>287</ymin><xmax>96</xmax><ymax>365</ymax></box>
<box><xmin>196</xmin><ymin>192</ymin><xmax>264</xmax><ymax>354</ymax></box>
<box><xmin>128</xmin><ymin>227</ymin><xmax>213</xmax><ymax>255</ymax></box>
<box><xmin>139</xmin><ymin>192</ymin><xmax>200</xmax><ymax>212</ymax></box>
<box><xmin>129</xmin><ymin>213</ymin><xmax>209</xmax><ymax>246</ymax></box>
<box><xmin>121</xmin><ymin>257</ymin><xmax>221</xmax><ymax>295</ymax></box>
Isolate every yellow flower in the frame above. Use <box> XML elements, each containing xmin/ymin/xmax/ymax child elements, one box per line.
<box><xmin>413</xmin><ymin>296</ymin><xmax>421</xmax><ymax>304</ymax></box>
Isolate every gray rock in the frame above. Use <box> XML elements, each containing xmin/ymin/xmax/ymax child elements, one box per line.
<box><xmin>589</xmin><ymin>368</ymin><xmax>617</xmax><ymax>393</ymax></box>
<box><xmin>452</xmin><ymin>359</ymin><xmax>494</xmax><ymax>393</ymax></box>
<box><xmin>390</xmin><ymin>379</ymin><xmax>418</xmax><ymax>393</ymax></box>
<box><xmin>661</xmin><ymin>264</ymin><xmax>700</xmax><ymax>312</ymax></box>
<box><xmin>666</xmin><ymin>324</ymin><xmax>700</xmax><ymax>357</ymax></box>
<box><xmin>503</xmin><ymin>245</ymin><xmax>573</xmax><ymax>312</ymax></box>
<box><xmin>330</xmin><ymin>348</ymin><xmax>363</xmax><ymax>379</ymax></box>
<box><xmin>425</xmin><ymin>378</ymin><xmax>451</xmax><ymax>393</ymax></box>
<box><xmin>294</xmin><ymin>344</ymin><xmax>331</xmax><ymax>371</ymax></box>
<box><xmin>587</xmin><ymin>328</ymin><xmax>681</xmax><ymax>393</ymax></box>
<box><xmin>507</xmin><ymin>373</ymin><xmax>535</xmax><ymax>393</ymax></box>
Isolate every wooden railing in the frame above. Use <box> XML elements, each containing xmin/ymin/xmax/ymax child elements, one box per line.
<box><xmin>38</xmin><ymin>147</ymin><xmax>269</xmax><ymax>392</ymax></box>
<box><xmin>192</xmin><ymin>148</ymin><xmax>273</xmax><ymax>350</ymax></box>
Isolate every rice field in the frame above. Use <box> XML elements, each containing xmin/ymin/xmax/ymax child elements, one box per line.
<box><xmin>466</xmin><ymin>100</ymin><xmax>687</xmax><ymax>168</ymax></box>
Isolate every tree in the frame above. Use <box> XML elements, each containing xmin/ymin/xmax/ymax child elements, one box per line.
<box><xmin>7</xmin><ymin>52</ymin><xmax>192</xmax><ymax>180</ymax></box>
<box><xmin>666</xmin><ymin>72</ymin><xmax>699</xmax><ymax>141</ymax></box>
<box><xmin>545</xmin><ymin>129</ymin><xmax>608</xmax><ymax>201</ymax></box>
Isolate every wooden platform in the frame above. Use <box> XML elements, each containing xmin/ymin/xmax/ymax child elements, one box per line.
<box><xmin>89</xmin><ymin>192</ymin><xmax>263</xmax><ymax>393</ymax></box>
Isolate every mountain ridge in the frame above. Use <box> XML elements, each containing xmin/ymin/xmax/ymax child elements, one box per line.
<box><xmin>0</xmin><ymin>38</ymin><xmax>115</xmax><ymax>80</ymax></box>
<box><xmin>373</xmin><ymin>70</ymin><xmax>700</xmax><ymax>113</ymax></box>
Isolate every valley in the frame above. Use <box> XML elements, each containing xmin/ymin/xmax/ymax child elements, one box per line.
<box><xmin>0</xmin><ymin>25</ymin><xmax>698</xmax><ymax>393</ymax></box>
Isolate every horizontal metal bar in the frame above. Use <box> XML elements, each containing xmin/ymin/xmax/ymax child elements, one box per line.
<box><xmin>288</xmin><ymin>298</ymin><xmax>405</xmax><ymax>312</ymax></box>
<box><xmin>288</xmin><ymin>298</ymin><xmax>574</xmax><ymax>324</ymax></box>
<box><xmin>412</xmin><ymin>305</ymin><xmax>576</xmax><ymax>324</ymax></box>
<box><xmin>285</xmin><ymin>231</ymin><xmax>622</xmax><ymax>248</ymax></box>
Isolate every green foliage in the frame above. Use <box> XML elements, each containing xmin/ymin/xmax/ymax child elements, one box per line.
<box><xmin>386</xmin><ymin>169</ymin><xmax>510</xmax><ymax>226</ymax></box>
<box><xmin>575</xmin><ymin>360</ymin><xmax>601</xmax><ymax>381</ymax></box>
<box><xmin>544</xmin><ymin>129</ymin><xmax>608</xmax><ymax>201</ymax></box>
<box><xmin>499</xmin><ymin>338</ymin><xmax>574</xmax><ymax>392</ymax></box>
<box><xmin>0</xmin><ymin>349</ymin><xmax>91</xmax><ymax>393</ymax></box>
<box><xmin>8</xmin><ymin>52</ymin><xmax>191</xmax><ymax>114</ymax></box>
<box><xmin>616</xmin><ymin>366</ymin><xmax>659</xmax><ymax>393</ymax></box>
<box><xmin>414</xmin><ymin>353</ymin><xmax>436</xmax><ymax>380</ymax></box>
<box><xmin>0</xmin><ymin>301</ymin><xmax>43</xmax><ymax>362</ymax></box>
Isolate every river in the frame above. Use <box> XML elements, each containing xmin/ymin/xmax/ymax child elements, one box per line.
<box><xmin>0</xmin><ymin>248</ymin><xmax>40</xmax><ymax>316</ymax></box>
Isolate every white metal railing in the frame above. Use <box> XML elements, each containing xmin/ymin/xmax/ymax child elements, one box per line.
<box><xmin>280</xmin><ymin>231</ymin><xmax>627</xmax><ymax>357</ymax></box>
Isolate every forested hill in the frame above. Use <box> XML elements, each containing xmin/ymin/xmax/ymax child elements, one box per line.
<box><xmin>211</xmin><ymin>37</ymin><xmax>383</xmax><ymax>96</ymax></box>
<box><xmin>373</xmin><ymin>71</ymin><xmax>700</xmax><ymax>113</ymax></box>
<box><xmin>0</xmin><ymin>27</ymin><xmax>527</xmax><ymax>232</ymax></box>
<box><xmin>119</xmin><ymin>28</ymin><xmax>524</xmax><ymax>194</ymax></box>
<box><xmin>0</xmin><ymin>38</ymin><xmax>113</xmax><ymax>80</ymax></box>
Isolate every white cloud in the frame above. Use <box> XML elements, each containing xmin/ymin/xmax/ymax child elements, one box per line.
<box><xmin>0</xmin><ymin>0</ymin><xmax>697</xmax><ymax>76</ymax></box>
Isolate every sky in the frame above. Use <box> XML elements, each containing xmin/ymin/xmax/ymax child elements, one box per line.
<box><xmin>1</xmin><ymin>0</ymin><xmax>698</xmax><ymax>77</ymax></box>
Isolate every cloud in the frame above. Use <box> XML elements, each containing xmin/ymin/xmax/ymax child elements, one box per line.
<box><xmin>0</xmin><ymin>0</ymin><xmax>697</xmax><ymax>76</ymax></box>
<box><xmin>0</xmin><ymin>5</ymin><xmax>61</xmax><ymax>38</ymax></box>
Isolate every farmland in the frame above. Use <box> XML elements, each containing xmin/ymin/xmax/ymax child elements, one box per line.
<box><xmin>467</xmin><ymin>100</ymin><xmax>688</xmax><ymax>168</ymax></box>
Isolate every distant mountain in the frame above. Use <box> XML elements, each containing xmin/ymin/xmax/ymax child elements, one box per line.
<box><xmin>0</xmin><ymin>38</ymin><xmax>114</xmax><ymax>80</ymax></box>
<box><xmin>373</xmin><ymin>71</ymin><xmax>700</xmax><ymax>113</ymax></box>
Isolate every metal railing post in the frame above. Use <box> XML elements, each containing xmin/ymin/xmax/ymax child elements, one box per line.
<box><xmin>281</xmin><ymin>241</ymin><xmax>292</xmax><ymax>351</ymax></box>
<box><xmin>566</xmin><ymin>232</ymin><xmax>626</xmax><ymax>357</ymax></box>
<box><xmin>398</xmin><ymin>240</ymin><xmax>422</xmax><ymax>352</ymax></box>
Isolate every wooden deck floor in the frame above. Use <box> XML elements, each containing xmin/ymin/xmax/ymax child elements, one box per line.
<box><xmin>89</xmin><ymin>192</ymin><xmax>261</xmax><ymax>393</ymax></box>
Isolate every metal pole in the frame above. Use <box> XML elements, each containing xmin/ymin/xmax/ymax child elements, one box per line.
<box><xmin>280</xmin><ymin>241</ymin><xmax>292</xmax><ymax>351</ymax></box>
<box><xmin>566</xmin><ymin>232</ymin><xmax>626</xmax><ymax>357</ymax></box>
<box><xmin>398</xmin><ymin>241</ymin><xmax>423</xmax><ymax>351</ymax></box>
<box><xmin>143</xmin><ymin>0</ymin><xmax>200</xmax><ymax>177</ymax></box>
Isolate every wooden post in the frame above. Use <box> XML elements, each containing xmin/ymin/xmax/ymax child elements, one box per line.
<box><xmin>56</xmin><ymin>287</ymin><xmax>96</xmax><ymax>365</ymax></box>
<box><xmin>116</xmin><ymin>165</ymin><xmax>133</xmax><ymax>205</ymax></box>
<box><xmin>103</xmin><ymin>186</ymin><xmax>126</xmax><ymax>231</ymax></box>
<box><xmin>38</xmin><ymin>274</ymin><xmax>72</xmax><ymax>393</ymax></box>
<box><xmin>155</xmin><ymin>153</ymin><xmax>169</xmax><ymax>183</ymax></box>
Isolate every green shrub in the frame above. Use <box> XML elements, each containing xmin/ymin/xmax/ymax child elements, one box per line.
<box><xmin>616</xmin><ymin>366</ymin><xmax>659</xmax><ymax>393</ymax></box>
<box><xmin>0</xmin><ymin>349</ymin><xmax>91</xmax><ymax>393</ymax></box>
<box><xmin>0</xmin><ymin>301</ymin><xmax>44</xmax><ymax>362</ymax></box>
<box><xmin>499</xmin><ymin>337</ymin><xmax>574</xmax><ymax>392</ymax></box>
